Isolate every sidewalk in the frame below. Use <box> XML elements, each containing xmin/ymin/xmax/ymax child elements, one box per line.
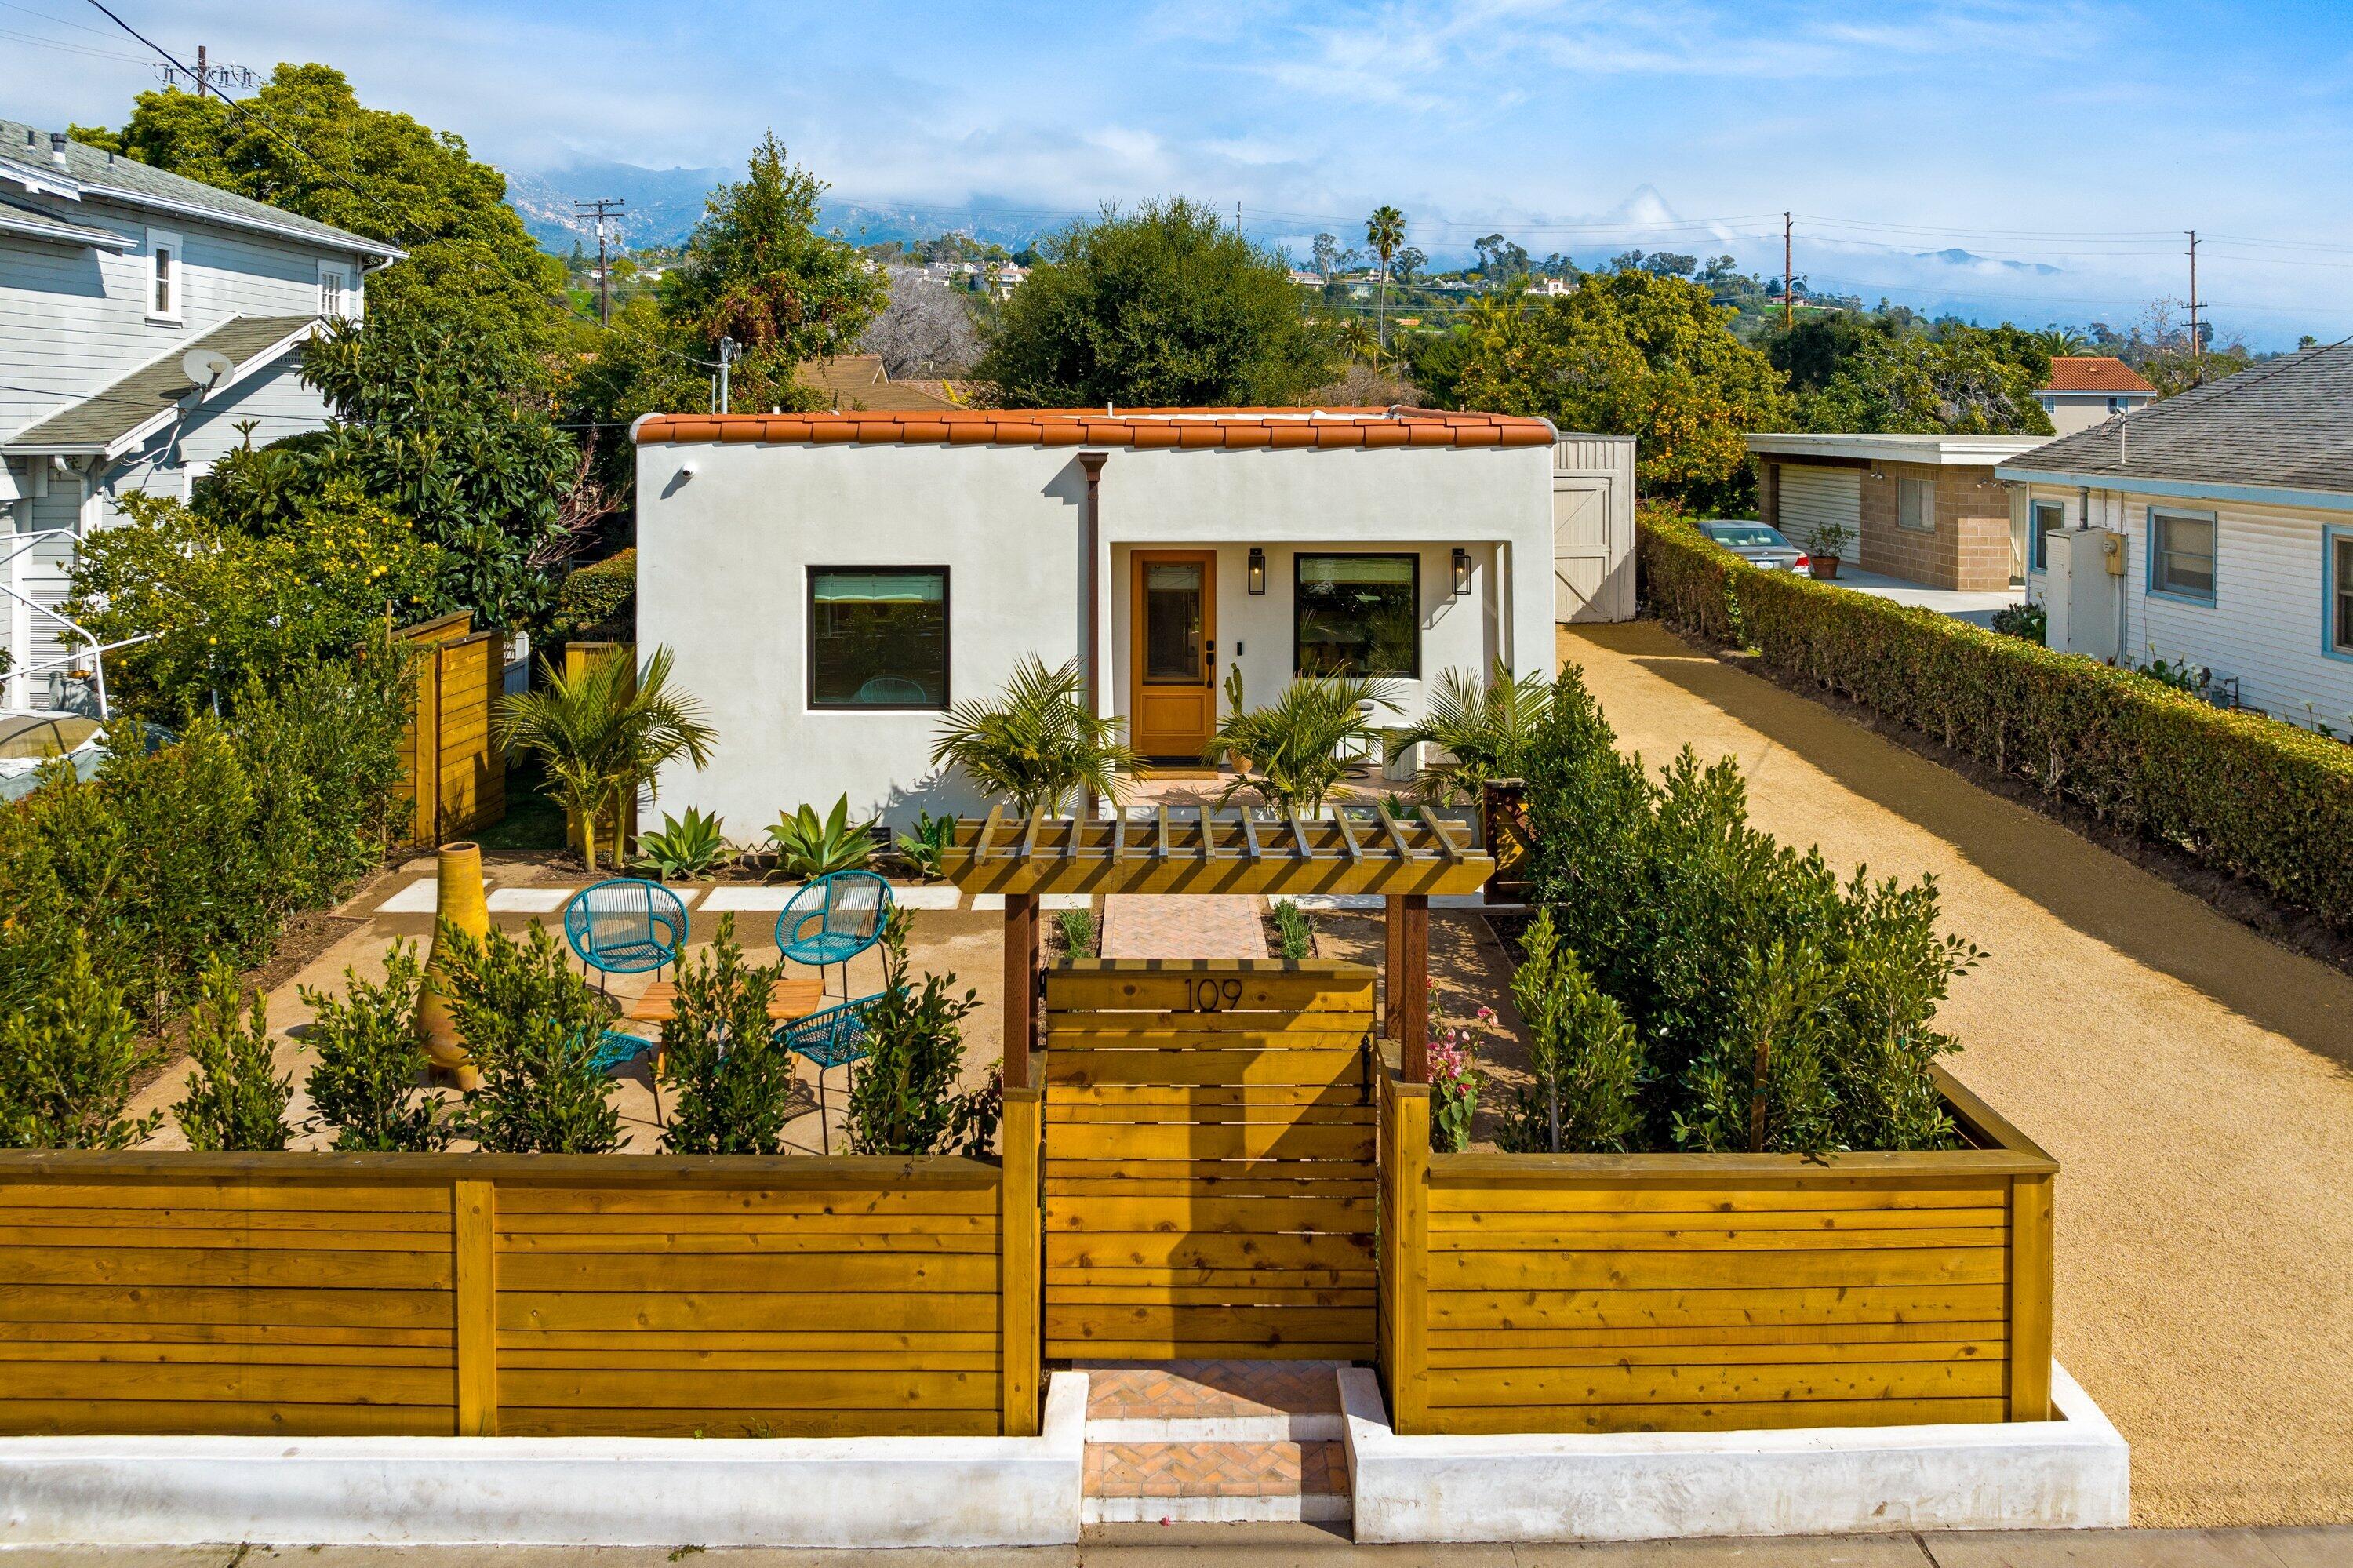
<box><xmin>5</xmin><ymin>1524</ymin><xmax>2347</xmax><ymax>1564</ymax></box>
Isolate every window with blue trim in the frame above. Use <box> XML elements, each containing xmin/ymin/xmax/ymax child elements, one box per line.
<box><xmin>2030</xmin><ymin>500</ymin><xmax>2064</xmax><ymax>571</ymax></box>
<box><xmin>2149</xmin><ymin>508</ymin><xmax>2217</xmax><ymax>602</ymax></box>
<box><xmin>2332</xmin><ymin>532</ymin><xmax>2353</xmax><ymax>656</ymax></box>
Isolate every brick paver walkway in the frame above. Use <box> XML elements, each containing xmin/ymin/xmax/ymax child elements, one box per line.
<box><xmin>1086</xmin><ymin>1362</ymin><xmax>1343</xmax><ymax>1422</ymax></box>
<box><xmin>1083</xmin><ymin>1439</ymin><xmax>1347</xmax><ymax>1501</ymax></box>
<box><xmin>1099</xmin><ymin>894</ymin><xmax>1267</xmax><ymax>959</ymax></box>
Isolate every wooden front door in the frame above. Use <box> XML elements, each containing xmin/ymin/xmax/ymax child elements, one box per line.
<box><xmin>1041</xmin><ymin>960</ymin><xmax>1379</xmax><ymax>1360</ymax></box>
<box><xmin>1129</xmin><ymin>551</ymin><xmax>1217</xmax><ymax>761</ymax></box>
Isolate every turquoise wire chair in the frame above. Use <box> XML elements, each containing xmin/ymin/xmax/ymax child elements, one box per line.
<box><xmin>776</xmin><ymin>991</ymin><xmax>885</xmax><ymax>1153</ymax></box>
<box><xmin>775</xmin><ymin>870</ymin><xmax>893</xmax><ymax>1000</ymax></box>
<box><xmin>563</xmin><ymin>878</ymin><xmax>689</xmax><ymax>991</ymax></box>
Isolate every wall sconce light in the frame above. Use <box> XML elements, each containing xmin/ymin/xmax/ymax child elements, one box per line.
<box><xmin>1247</xmin><ymin>548</ymin><xmax>1267</xmax><ymax>595</ymax></box>
<box><xmin>1452</xmin><ymin>548</ymin><xmax>1471</xmax><ymax>595</ymax></box>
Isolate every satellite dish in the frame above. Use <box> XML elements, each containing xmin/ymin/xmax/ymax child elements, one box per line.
<box><xmin>180</xmin><ymin>348</ymin><xmax>234</xmax><ymax>391</ymax></box>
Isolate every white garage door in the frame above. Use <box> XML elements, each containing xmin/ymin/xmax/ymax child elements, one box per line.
<box><xmin>1778</xmin><ymin>464</ymin><xmax>1860</xmax><ymax>546</ymax></box>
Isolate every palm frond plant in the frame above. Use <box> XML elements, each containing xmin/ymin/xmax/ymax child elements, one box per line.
<box><xmin>494</xmin><ymin>645</ymin><xmax>718</xmax><ymax>875</ymax></box>
<box><xmin>634</xmin><ymin>806</ymin><xmax>731</xmax><ymax>880</ymax></box>
<box><xmin>767</xmin><ymin>795</ymin><xmax>875</xmax><ymax>879</ymax></box>
<box><xmin>1387</xmin><ymin>660</ymin><xmax>1552</xmax><ymax>806</ymax></box>
<box><xmin>1206</xmin><ymin>671</ymin><xmax>1390</xmax><ymax>814</ymax></box>
<box><xmin>931</xmin><ymin>655</ymin><xmax>1140</xmax><ymax>816</ymax></box>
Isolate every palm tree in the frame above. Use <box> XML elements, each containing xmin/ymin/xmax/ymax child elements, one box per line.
<box><xmin>2032</xmin><ymin>325</ymin><xmax>2090</xmax><ymax>358</ymax></box>
<box><xmin>931</xmin><ymin>655</ymin><xmax>1140</xmax><ymax>816</ymax></box>
<box><xmin>1365</xmin><ymin>206</ymin><xmax>1406</xmax><ymax>354</ymax></box>
<box><xmin>495</xmin><ymin>646</ymin><xmax>717</xmax><ymax>874</ymax></box>
<box><xmin>1335</xmin><ymin>316</ymin><xmax>1380</xmax><ymax>366</ymax></box>
<box><xmin>1387</xmin><ymin>661</ymin><xmax>1553</xmax><ymax>806</ymax></box>
<box><xmin>1206</xmin><ymin>672</ymin><xmax>1391</xmax><ymax>813</ymax></box>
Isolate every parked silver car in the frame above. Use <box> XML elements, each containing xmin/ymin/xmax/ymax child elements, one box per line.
<box><xmin>1700</xmin><ymin>520</ymin><xmax>1812</xmax><ymax>575</ymax></box>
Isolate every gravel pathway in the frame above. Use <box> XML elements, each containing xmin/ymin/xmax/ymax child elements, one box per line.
<box><xmin>1561</xmin><ymin>621</ymin><xmax>2353</xmax><ymax>1529</ymax></box>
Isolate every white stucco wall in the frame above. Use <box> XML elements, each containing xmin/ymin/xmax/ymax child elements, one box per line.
<box><xmin>2018</xmin><ymin>480</ymin><xmax>2353</xmax><ymax>724</ymax></box>
<box><xmin>635</xmin><ymin>438</ymin><xmax>1556</xmax><ymax>828</ymax></box>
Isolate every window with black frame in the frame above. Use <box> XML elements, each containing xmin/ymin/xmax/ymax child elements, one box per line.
<box><xmin>1295</xmin><ymin>553</ymin><xmax>1419</xmax><ymax>677</ymax></box>
<box><xmin>808</xmin><ymin>568</ymin><xmax>949</xmax><ymax>708</ymax></box>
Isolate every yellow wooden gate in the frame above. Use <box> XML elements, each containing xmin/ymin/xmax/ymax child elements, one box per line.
<box><xmin>1040</xmin><ymin>960</ymin><xmax>1380</xmax><ymax>1361</ymax></box>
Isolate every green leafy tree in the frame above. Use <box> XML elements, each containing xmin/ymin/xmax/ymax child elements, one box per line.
<box><xmin>1799</xmin><ymin>325</ymin><xmax>2054</xmax><ymax>435</ymax></box>
<box><xmin>494</xmin><ymin>646</ymin><xmax>718</xmax><ymax>873</ymax></box>
<box><xmin>1451</xmin><ymin>269</ymin><xmax>1790</xmax><ymax>511</ymax></box>
<box><xmin>0</xmin><ymin>940</ymin><xmax>162</xmax><ymax>1150</ymax></box>
<box><xmin>65</xmin><ymin>489</ymin><xmax>446</xmax><ymax>719</ymax></box>
<box><xmin>843</xmin><ymin>912</ymin><xmax>996</xmax><ymax>1157</ymax></box>
<box><xmin>664</xmin><ymin>132</ymin><xmax>887</xmax><ymax>413</ymax></box>
<box><xmin>171</xmin><ymin>957</ymin><xmax>293</xmax><ymax>1151</ymax></box>
<box><xmin>931</xmin><ymin>655</ymin><xmax>1140</xmax><ymax>814</ymax></box>
<box><xmin>979</xmin><ymin>198</ymin><xmax>1336</xmax><ymax>406</ymax></box>
<box><xmin>660</xmin><ymin>915</ymin><xmax>800</xmax><ymax>1155</ymax></box>
<box><xmin>1503</xmin><ymin>909</ymin><xmax>1646</xmax><ymax>1154</ymax></box>
<box><xmin>442</xmin><ymin>922</ymin><xmax>620</xmax><ymax>1154</ymax></box>
<box><xmin>301</xmin><ymin>940</ymin><xmax>446</xmax><ymax>1152</ymax></box>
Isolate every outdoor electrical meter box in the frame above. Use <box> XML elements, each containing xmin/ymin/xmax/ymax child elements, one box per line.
<box><xmin>2103</xmin><ymin>532</ymin><xmax>2127</xmax><ymax>575</ymax></box>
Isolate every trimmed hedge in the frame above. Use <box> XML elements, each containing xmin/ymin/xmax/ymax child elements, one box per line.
<box><xmin>1638</xmin><ymin>511</ymin><xmax>2353</xmax><ymax>932</ymax></box>
<box><xmin>552</xmin><ymin>548</ymin><xmax>635</xmax><ymax>640</ymax></box>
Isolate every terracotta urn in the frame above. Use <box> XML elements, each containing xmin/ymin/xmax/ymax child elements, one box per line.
<box><xmin>416</xmin><ymin>841</ymin><xmax>487</xmax><ymax>1090</ymax></box>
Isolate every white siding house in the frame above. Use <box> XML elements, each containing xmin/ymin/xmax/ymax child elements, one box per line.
<box><xmin>631</xmin><ymin>408</ymin><xmax>1632</xmax><ymax>828</ymax></box>
<box><xmin>1998</xmin><ymin>345</ymin><xmax>2353</xmax><ymax>728</ymax></box>
<box><xmin>0</xmin><ymin>120</ymin><xmax>402</xmax><ymax>711</ymax></box>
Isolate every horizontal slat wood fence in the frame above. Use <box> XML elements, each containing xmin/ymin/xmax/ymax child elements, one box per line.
<box><xmin>395</xmin><ymin>612</ymin><xmax>504</xmax><ymax>850</ymax></box>
<box><xmin>0</xmin><ymin>1149</ymin><xmax>1035</xmax><ymax>1440</ymax></box>
<box><xmin>1042</xmin><ymin>961</ymin><xmax>1380</xmax><ymax>1361</ymax></box>
<box><xmin>1377</xmin><ymin>1064</ymin><xmax>2057</xmax><ymax>1436</ymax></box>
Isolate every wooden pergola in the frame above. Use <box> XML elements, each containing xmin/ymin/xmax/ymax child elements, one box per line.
<box><xmin>940</xmin><ymin>807</ymin><xmax>1497</xmax><ymax>1088</ymax></box>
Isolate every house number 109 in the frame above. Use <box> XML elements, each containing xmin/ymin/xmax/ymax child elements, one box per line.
<box><xmin>1185</xmin><ymin>979</ymin><xmax>1246</xmax><ymax>1012</ymax></box>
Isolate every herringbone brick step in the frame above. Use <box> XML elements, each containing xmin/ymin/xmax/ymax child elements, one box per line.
<box><xmin>1082</xmin><ymin>1439</ymin><xmax>1349</xmax><ymax>1523</ymax></box>
<box><xmin>1082</xmin><ymin>1359</ymin><xmax>1344</xmax><ymax>1439</ymax></box>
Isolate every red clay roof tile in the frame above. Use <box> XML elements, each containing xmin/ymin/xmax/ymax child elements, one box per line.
<box><xmin>633</xmin><ymin>406</ymin><xmax>1555</xmax><ymax>452</ymax></box>
<box><xmin>2042</xmin><ymin>356</ymin><xmax>2158</xmax><ymax>395</ymax></box>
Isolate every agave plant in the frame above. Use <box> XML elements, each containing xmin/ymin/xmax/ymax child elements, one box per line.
<box><xmin>634</xmin><ymin>806</ymin><xmax>731</xmax><ymax>881</ymax></box>
<box><xmin>494</xmin><ymin>645</ymin><xmax>717</xmax><ymax>874</ymax></box>
<box><xmin>767</xmin><ymin>795</ymin><xmax>876</xmax><ymax>880</ymax></box>
<box><xmin>930</xmin><ymin>654</ymin><xmax>1140</xmax><ymax>815</ymax></box>
<box><xmin>894</xmin><ymin>810</ymin><xmax>956</xmax><ymax>880</ymax></box>
<box><xmin>1206</xmin><ymin>671</ymin><xmax>1389</xmax><ymax>813</ymax></box>
<box><xmin>1387</xmin><ymin>661</ymin><xmax>1553</xmax><ymax>806</ymax></box>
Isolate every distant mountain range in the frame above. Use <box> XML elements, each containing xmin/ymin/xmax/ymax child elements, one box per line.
<box><xmin>502</xmin><ymin>159</ymin><xmax>1065</xmax><ymax>254</ymax></box>
<box><xmin>1915</xmin><ymin>247</ymin><xmax>2062</xmax><ymax>277</ymax></box>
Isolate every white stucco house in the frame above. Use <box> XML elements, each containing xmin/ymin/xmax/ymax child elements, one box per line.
<box><xmin>2035</xmin><ymin>356</ymin><xmax>2156</xmax><ymax>436</ymax></box>
<box><xmin>1998</xmin><ymin>343</ymin><xmax>2353</xmax><ymax>726</ymax></box>
<box><xmin>0</xmin><ymin>118</ymin><xmax>403</xmax><ymax>711</ymax></box>
<box><xmin>631</xmin><ymin>406</ymin><xmax>1634</xmax><ymax>826</ymax></box>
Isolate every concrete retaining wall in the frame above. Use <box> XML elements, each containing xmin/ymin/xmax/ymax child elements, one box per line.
<box><xmin>0</xmin><ymin>1373</ymin><xmax>1087</xmax><ymax>1548</ymax></box>
<box><xmin>1341</xmin><ymin>1364</ymin><xmax>2128</xmax><ymax>1543</ymax></box>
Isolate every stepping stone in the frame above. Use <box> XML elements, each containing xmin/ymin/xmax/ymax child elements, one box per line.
<box><xmin>486</xmin><ymin>887</ymin><xmax>573</xmax><ymax>913</ymax></box>
<box><xmin>374</xmin><ymin>879</ymin><xmax>438</xmax><ymax>914</ymax></box>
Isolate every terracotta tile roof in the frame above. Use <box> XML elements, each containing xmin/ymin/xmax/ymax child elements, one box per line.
<box><xmin>2042</xmin><ymin>356</ymin><xmax>2157</xmax><ymax>395</ymax></box>
<box><xmin>632</xmin><ymin>406</ymin><xmax>1555</xmax><ymax>450</ymax></box>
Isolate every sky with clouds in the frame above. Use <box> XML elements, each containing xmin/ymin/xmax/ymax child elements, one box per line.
<box><xmin>7</xmin><ymin>0</ymin><xmax>2353</xmax><ymax>344</ymax></box>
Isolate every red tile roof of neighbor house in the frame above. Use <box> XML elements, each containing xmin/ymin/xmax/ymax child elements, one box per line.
<box><xmin>2042</xmin><ymin>356</ymin><xmax>2157</xmax><ymax>395</ymax></box>
<box><xmin>631</xmin><ymin>406</ymin><xmax>1557</xmax><ymax>449</ymax></box>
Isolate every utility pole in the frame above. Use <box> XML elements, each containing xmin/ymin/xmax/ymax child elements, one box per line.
<box><xmin>573</xmin><ymin>198</ymin><xmax>627</xmax><ymax>325</ymax></box>
<box><xmin>2186</xmin><ymin>229</ymin><xmax>2201</xmax><ymax>369</ymax></box>
<box><xmin>195</xmin><ymin>44</ymin><xmax>206</xmax><ymax>97</ymax></box>
<box><xmin>718</xmin><ymin>335</ymin><xmax>739</xmax><ymax>413</ymax></box>
<box><xmin>1783</xmin><ymin>212</ymin><xmax>1793</xmax><ymax>329</ymax></box>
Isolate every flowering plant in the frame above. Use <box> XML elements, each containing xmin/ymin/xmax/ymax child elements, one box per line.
<box><xmin>1426</xmin><ymin>982</ymin><xmax>1488</xmax><ymax>1152</ymax></box>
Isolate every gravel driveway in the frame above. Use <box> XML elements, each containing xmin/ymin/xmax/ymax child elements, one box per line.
<box><xmin>1561</xmin><ymin>621</ymin><xmax>2353</xmax><ymax>1530</ymax></box>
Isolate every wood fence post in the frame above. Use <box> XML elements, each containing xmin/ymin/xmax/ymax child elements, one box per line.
<box><xmin>999</xmin><ymin>1085</ymin><xmax>1043</xmax><ymax>1437</ymax></box>
<box><xmin>1386</xmin><ymin>895</ymin><xmax>1431</xmax><ymax>1082</ymax></box>
<box><xmin>2007</xmin><ymin>1171</ymin><xmax>2054</xmax><ymax>1421</ymax></box>
<box><xmin>1380</xmin><ymin>1075</ymin><xmax>1431</xmax><ymax>1435</ymax></box>
<box><xmin>453</xmin><ymin>1178</ymin><xmax>497</xmax><ymax>1435</ymax></box>
<box><xmin>1002</xmin><ymin>893</ymin><xmax>1038</xmax><ymax>1090</ymax></box>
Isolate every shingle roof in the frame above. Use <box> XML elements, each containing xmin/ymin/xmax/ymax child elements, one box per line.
<box><xmin>633</xmin><ymin>406</ymin><xmax>1556</xmax><ymax>449</ymax></box>
<box><xmin>5</xmin><ymin>314</ymin><xmax>318</xmax><ymax>453</ymax></box>
<box><xmin>2002</xmin><ymin>344</ymin><xmax>2353</xmax><ymax>497</ymax></box>
<box><xmin>799</xmin><ymin>354</ymin><xmax>958</xmax><ymax>411</ymax></box>
<box><xmin>0</xmin><ymin>120</ymin><xmax>402</xmax><ymax>258</ymax></box>
<box><xmin>2042</xmin><ymin>355</ymin><xmax>2156</xmax><ymax>395</ymax></box>
<box><xmin>0</xmin><ymin>191</ymin><xmax>130</xmax><ymax>249</ymax></box>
